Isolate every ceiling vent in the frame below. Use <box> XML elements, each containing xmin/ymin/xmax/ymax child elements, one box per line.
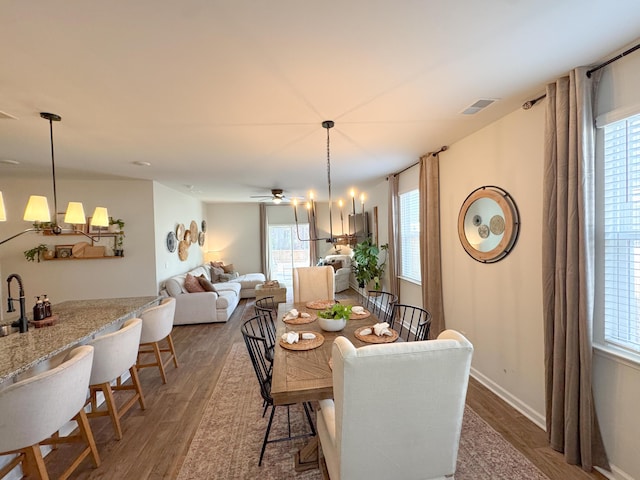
<box><xmin>461</xmin><ymin>99</ymin><xmax>496</xmax><ymax>115</ymax></box>
<box><xmin>0</xmin><ymin>110</ymin><xmax>18</xmax><ymax>120</ymax></box>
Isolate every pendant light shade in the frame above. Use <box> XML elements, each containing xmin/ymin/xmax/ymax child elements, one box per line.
<box><xmin>23</xmin><ymin>195</ymin><xmax>51</xmax><ymax>222</ymax></box>
<box><xmin>0</xmin><ymin>191</ymin><xmax>6</xmax><ymax>222</ymax></box>
<box><xmin>90</xmin><ymin>207</ymin><xmax>110</xmax><ymax>227</ymax></box>
<box><xmin>64</xmin><ymin>201</ymin><xmax>86</xmax><ymax>225</ymax></box>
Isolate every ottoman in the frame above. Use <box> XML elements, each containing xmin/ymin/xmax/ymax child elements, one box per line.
<box><xmin>255</xmin><ymin>282</ymin><xmax>287</xmax><ymax>305</ymax></box>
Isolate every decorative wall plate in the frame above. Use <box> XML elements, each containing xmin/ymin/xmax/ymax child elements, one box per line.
<box><xmin>178</xmin><ymin>240</ymin><xmax>189</xmax><ymax>261</ymax></box>
<box><xmin>201</xmin><ymin>220</ymin><xmax>207</xmax><ymax>233</ymax></box>
<box><xmin>198</xmin><ymin>231</ymin><xmax>205</xmax><ymax>246</ymax></box>
<box><xmin>166</xmin><ymin>231</ymin><xmax>177</xmax><ymax>252</ymax></box>
<box><xmin>189</xmin><ymin>220</ymin><xmax>198</xmax><ymax>244</ymax></box>
<box><xmin>176</xmin><ymin>223</ymin><xmax>185</xmax><ymax>241</ymax></box>
<box><xmin>184</xmin><ymin>230</ymin><xmax>191</xmax><ymax>244</ymax></box>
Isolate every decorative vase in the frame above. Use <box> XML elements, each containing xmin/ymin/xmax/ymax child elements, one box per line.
<box><xmin>318</xmin><ymin>317</ymin><xmax>347</xmax><ymax>332</ymax></box>
<box><xmin>43</xmin><ymin>249</ymin><xmax>55</xmax><ymax>260</ymax></box>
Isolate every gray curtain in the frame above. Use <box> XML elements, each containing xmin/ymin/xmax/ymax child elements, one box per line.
<box><xmin>542</xmin><ymin>67</ymin><xmax>609</xmax><ymax>471</ymax></box>
<box><xmin>259</xmin><ymin>203</ymin><xmax>270</xmax><ymax>279</ymax></box>
<box><xmin>419</xmin><ymin>152</ymin><xmax>445</xmax><ymax>338</ymax></box>
<box><xmin>387</xmin><ymin>174</ymin><xmax>401</xmax><ymax>299</ymax></box>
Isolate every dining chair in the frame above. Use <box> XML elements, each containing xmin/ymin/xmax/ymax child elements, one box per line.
<box><xmin>249</xmin><ymin>304</ymin><xmax>277</xmax><ymax>366</ymax></box>
<box><xmin>0</xmin><ymin>345</ymin><xmax>101</xmax><ymax>480</ymax></box>
<box><xmin>293</xmin><ymin>266</ymin><xmax>335</xmax><ymax>303</ymax></box>
<box><xmin>87</xmin><ymin>318</ymin><xmax>146</xmax><ymax>440</ymax></box>
<box><xmin>241</xmin><ymin>315</ymin><xmax>316</xmax><ymax>466</ymax></box>
<box><xmin>389</xmin><ymin>303</ymin><xmax>432</xmax><ymax>341</ymax></box>
<box><xmin>254</xmin><ymin>295</ymin><xmax>277</xmax><ymax>314</ymax></box>
<box><xmin>137</xmin><ymin>297</ymin><xmax>179</xmax><ymax>384</ymax></box>
<box><xmin>317</xmin><ymin>330</ymin><xmax>473</xmax><ymax>480</ymax></box>
<box><xmin>363</xmin><ymin>290</ymin><xmax>398</xmax><ymax>324</ymax></box>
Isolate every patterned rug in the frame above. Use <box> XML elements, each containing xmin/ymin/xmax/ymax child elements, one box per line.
<box><xmin>177</xmin><ymin>343</ymin><xmax>550</xmax><ymax>480</ymax></box>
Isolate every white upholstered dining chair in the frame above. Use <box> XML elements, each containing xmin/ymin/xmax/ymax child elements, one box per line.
<box><xmin>0</xmin><ymin>345</ymin><xmax>100</xmax><ymax>479</ymax></box>
<box><xmin>317</xmin><ymin>330</ymin><xmax>473</xmax><ymax>480</ymax></box>
<box><xmin>293</xmin><ymin>266</ymin><xmax>335</xmax><ymax>303</ymax></box>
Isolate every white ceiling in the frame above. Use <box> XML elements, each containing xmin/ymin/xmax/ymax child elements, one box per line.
<box><xmin>1</xmin><ymin>1</ymin><xmax>640</xmax><ymax>203</ymax></box>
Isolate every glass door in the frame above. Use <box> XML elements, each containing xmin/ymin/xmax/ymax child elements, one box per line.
<box><xmin>269</xmin><ymin>224</ymin><xmax>310</xmax><ymax>289</ymax></box>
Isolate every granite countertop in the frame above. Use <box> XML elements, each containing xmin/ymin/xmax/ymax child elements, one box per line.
<box><xmin>0</xmin><ymin>296</ymin><xmax>159</xmax><ymax>384</ymax></box>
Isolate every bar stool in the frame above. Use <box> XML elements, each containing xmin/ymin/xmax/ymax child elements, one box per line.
<box><xmin>86</xmin><ymin>318</ymin><xmax>146</xmax><ymax>440</ymax></box>
<box><xmin>0</xmin><ymin>345</ymin><xmax>100</xmax><ymax>479</ymax></box>
<box><xmin>137</xmin><ymin>297</ymin><xmax>178</xmax><ymax>384</ymax></box>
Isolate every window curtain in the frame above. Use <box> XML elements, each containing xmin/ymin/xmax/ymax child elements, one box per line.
<box><xmin>419</xmin><ymin>152</ymin><xmax>445</xmax><ymax>338</ymax></box>
<box><xmin>542</xmin><ymin>67</ymin><xmax>609</xmax><ymax>471</ymax></box>
<box><xmin>259</xmin><ymin>203</ymin><xmax>270</xmax><ymax>279</ymax></box>
<box><xmin>387</xmin><ymin>174</ymin><xmax>401</xmax><ymax>299</ymax></box>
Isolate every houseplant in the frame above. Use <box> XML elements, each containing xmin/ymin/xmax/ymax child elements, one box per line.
<box><xmin>317</xmin><ymin>304</ymin><xmax>353</xmax><ymax>332</ymax></box>
<box><xmin>109</xmin><ymin>217</ymin><xmax>125</xmax><ymax>256</ymax></box>
<box><xmin>352</xmin><ymin>239</ymin><xmax>388</xmax><ymax>290</ymax></box>
<box><xmin>24</xmin><ymin>244</ymin><xmax>50</xmax><ymax>263</ymax></box>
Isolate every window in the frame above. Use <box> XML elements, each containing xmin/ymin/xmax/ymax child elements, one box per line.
<box><xmin>399</xmin><ymin>189</ymin><xmax>420</xmax><ymax>282</ymax></box>
<box><xmin>268</xmin><ymin>224</ymin><xmax>309</xmax><ymax>288</ymax></box>
<box><xmin>601</xmin><ymin>113</ymin><xmax>640</xmax><ymax>354</ymax></box>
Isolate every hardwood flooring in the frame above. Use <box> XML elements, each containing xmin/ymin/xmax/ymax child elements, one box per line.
<box><xmin>43</xmin><ymin>289</ymin><xmax>606</xmax><ymax>479</ymax></box>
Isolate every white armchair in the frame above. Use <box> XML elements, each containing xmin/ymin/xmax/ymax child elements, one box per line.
<box><xmin>323</xmin><ymin>254</ymin><xmax>352</xmax><ymax>293</ymax></box>
<box><xmin>317</xmin><ymin>330</ymin><xmax>473</xmax><ymax>480</ymax></box>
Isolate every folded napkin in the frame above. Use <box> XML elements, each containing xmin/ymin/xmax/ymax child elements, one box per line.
<box><xmin>359</xmin><ymin>322</ymin><xmax>393</xmax><ymax>337</ymax></box>
<box><xmin>281</xmin><ymin>332</ymin><xmax>300</xmax><ymax>344</ymax></box>
<box><xmin>283</xmin><ymin>309</ymin><xmax>311</xmax><ymax>321</ymax></box>
<box><xmin>351</xmin><ymin>306</ymin><xmax>366</xmax><ymax>315</ymax></box>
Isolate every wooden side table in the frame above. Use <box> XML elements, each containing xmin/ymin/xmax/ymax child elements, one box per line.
<box><xmin>255</xmin><ymin>283</ymin><xmax>287</xmax><ymax>304</ymax></box>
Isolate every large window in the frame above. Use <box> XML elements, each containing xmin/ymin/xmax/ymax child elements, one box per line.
<box><xmin>399</xmin><ymin>189</ymin><xmax>420</xmax><ymax>282</ymax></box>
<box><xmin>601</xmin><ymin>112</ymin><xmax>640</xmax><ymax>355</ymax></box>
<box><xmin>268</xmin><ymin>224</ymin><xmax>310</xmax><ymax>288</ymax></box>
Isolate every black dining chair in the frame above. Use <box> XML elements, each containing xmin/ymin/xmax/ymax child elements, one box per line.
<box><xmin>241</xmin><ymin>314</ymin><xmax>316</xmax><ymax>466</ymax></box>
<box><xmin>363</xmin><ymin>290</ymin><xmax>398</xmax><ymax>324</ymax></box>
<box><xmin>389</xmin><ymin>304</ymin><xmax>432</xmax><ymax>342</ymax></box>
<box><xmin>253</xmin><ymin>297</ymin><xmax>277</xmax><ymax>364</ymax></box>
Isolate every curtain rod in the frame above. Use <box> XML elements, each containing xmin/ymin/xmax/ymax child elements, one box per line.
<box><xmin>522</xmin><ymin>42</ymin><xmax>640</xmax><ymax>110</ymax></box>
<box><xmin>587</xmin><ymin>42</ymin><xmax>640</xmax><ymax>78</ymax></box>
<box><xmin>391</xmin><ymin>146</ymin><xmax>448</xmax><ymax>177</ymax></box>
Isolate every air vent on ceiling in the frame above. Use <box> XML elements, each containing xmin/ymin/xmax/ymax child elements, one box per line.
<box><xmin>461</xmin><ymin>99</ymin><xmax>496</xmax><ymax>115</ymax></box>
<box><xmin>0</xmin><ymin>110</ymin><xmax>18</xmax><ymax>120</ymax></box>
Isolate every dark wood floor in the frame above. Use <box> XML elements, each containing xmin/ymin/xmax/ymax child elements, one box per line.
<box><xmin>43</xmin><ymin>289</ymin><xmax>606</xmax><ymax>479</ymax></box>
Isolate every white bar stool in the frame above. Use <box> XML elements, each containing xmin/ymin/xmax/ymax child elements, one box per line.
<box><xmin>137</xmin><ymin>297</ymin><xmax>178</xmax><ymax>384</ymax></box>
<box><xmin>0</xmin><ymin>345</ymin><xmax>100</xmax><ymax>479</ymax></box>
<box><xmin>86</xmin><ymin>318</ymin><xmax>145</xmax><ymax>440</ymax></box>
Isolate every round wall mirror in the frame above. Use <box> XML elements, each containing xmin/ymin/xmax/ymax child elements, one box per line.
<box><xmin>457</xmin><ymin>186</ymin><xmax>519</xmax><ymax>263</ymax></box>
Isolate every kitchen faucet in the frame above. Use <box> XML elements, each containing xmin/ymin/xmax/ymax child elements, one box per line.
<box><xmin>6</xmin><ymin>273</ymin><xmax>28</xmax><ymax>333</ymax></box>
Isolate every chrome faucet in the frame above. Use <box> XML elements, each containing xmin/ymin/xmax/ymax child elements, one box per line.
<box><xmin>7</xmin><ymin>273</ymin><xmax>28</xmax><ymax>333</ymax></box>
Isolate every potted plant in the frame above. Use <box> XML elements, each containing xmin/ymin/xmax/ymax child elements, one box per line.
<box><xmin>352</xmin><ymin>239</ymin><xmax>388</xmax><ymax>290</ymax></box>
<box><xmin>114</xmin><ymin>233</ymin><xmax>125</xmax><ymax>256</ymax></box>
<box><xmin>109</xmin><ymin>217</ymin><xmax>125</xmax><ymax>233</ymax></box>
<box><xmin>318</xmin><ymin>304</ymin><xmax>353</xmax><ymax>332</ymax></box>
<box><xmin>24</xmin><ymin>244</ymin><xmax>50</xmax><ymax>263</ymax></box>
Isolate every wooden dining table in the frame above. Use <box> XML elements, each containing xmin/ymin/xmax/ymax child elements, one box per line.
<box><xmin>271</xmin><ymin>300</ymin><xmax>384</xmax><ymax>472</ymax></box>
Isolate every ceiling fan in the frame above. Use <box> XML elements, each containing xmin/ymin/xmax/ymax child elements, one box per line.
<box><xmin>250</xmin><ymin>188</ymin><xmax>287</xmax><ymax>204</ymax></box>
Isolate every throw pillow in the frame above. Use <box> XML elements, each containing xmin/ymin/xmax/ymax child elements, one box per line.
<box><xmin>222</xmin><ymin>263</ymin><xmax>235</xmax><ymax>273</ymax></box>
<box><xmin>198</xmin><ymin>275</ymin><xmax>217</xmax><ymax>292</ymax></box>
<box><xmin>210</xmin><ymin>266</ymin><xmax>225</xmax><ymax>282</ymax></box>
<box><xmin>210</xmin><ymin>261</ymin><xmax>224</xmax><ymax>269</ymax></box>
<box><xmin>184</xmin><ymin>273</ymin><xmax>206</xmax><ymax>293</ymax></box>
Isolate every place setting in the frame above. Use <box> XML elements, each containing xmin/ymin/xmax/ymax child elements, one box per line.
<box><xmin>305</xmin><ymin>299</ymin><xmax>336</xmax><ymax>310</ymax></box>
<box><xmin>354</xmin><ymin>322</ymin><xmax>399</xmax><ymax>344</ymax></box>
<box><xmin>279</xmin><ymin>330</ymin><xmax>325</xmax><ymax>351</ymax></box>
<box><xmin>281</xmin><ymin>307</ymin><xmax>317</xmax><ymax>325</ymax></box>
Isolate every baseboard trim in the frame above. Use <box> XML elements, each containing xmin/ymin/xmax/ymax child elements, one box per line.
<box><xmin>470</xmin><ymin>367</ymin><xmax>546</xmax><ymax>430</ymax></box>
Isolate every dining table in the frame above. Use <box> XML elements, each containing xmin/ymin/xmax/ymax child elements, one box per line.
<box><xmin>271</xmin><ymin>299</ymin><xmax>386</xmax><ymax>472</ymax></box>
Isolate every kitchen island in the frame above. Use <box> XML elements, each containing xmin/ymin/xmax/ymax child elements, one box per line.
<box><xmin>0</xmin><ymin>296</ymin><xmax>159</xmax><ymax>385</ymax></box>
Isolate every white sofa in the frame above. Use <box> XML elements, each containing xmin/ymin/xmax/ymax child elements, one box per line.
<box><xmin>161</xmin><ymin>265</ymin><xmax>265</xmax><ymax>324</ymax></box>
<box><xmin>323</xmin><ymin>254</ymin><xmax>352</xmax><ymax>293</ymax></box>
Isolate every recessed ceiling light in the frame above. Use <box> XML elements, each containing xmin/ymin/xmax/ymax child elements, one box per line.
<box><xmin>0</xmin><ymin>159</ymin><xmax>20</xmax><ymax>165</ymax></box>
<box><xmin>132</xmin><ymin>161</ymin><xmax>151</xmax><ymax>167</ymax></box>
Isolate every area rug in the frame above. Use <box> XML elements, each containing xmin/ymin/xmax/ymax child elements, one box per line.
<box><xmin>177</xmin><ymin>343</ymin><xmax>549</xmax><ymax>480</ymax></box>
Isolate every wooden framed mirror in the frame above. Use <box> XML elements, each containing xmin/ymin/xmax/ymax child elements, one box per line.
<box><xmin>457</xmin><ymin>186</ymin><xmax>519</xmax><ymax>263</ymax></box>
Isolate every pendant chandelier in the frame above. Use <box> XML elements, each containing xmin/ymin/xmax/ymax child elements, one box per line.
<box><xmin>292</xmin><ymin>120</ymin><xmax>368</xmax><ymax>245</ymax></box>
<box><xmin>0</xmin><ymin>112</ymin><xmax>109</xmax><ymax>245</ymax></box>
